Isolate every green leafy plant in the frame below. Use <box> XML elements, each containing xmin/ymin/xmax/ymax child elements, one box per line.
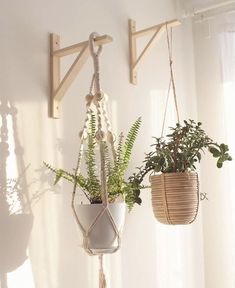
<box><xmin>130</xmin><ymin>119</ymin><xmax>232</xmax><ymax>187</ymax></box>
<box><xmin>44</xmin><ymin>111</ymin><xmax>142</xmax><ymax>210</ymax></box>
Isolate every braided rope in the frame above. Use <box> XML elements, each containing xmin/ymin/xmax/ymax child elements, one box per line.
<box><xmin>101</xmin><ymin>99</ymin><xmax>116</xmax><ymax>161</ymax></box>
<box><xmin>95</xmin><ymin>100</ymin><xmax>104</xmax><ymax>137</ymax></box>
<box><xmin>101</xmin><ymin>99</ymin><xmax>112</xmax><ymax>132</ymax></box>
<box><xmin>99</xmin><ymin>254</ymin><xmax>107</xmax><ymax>288</ymax></box>
<box><xmin>89</xmin><ymin>33</ymin><xmax>102</xmax><ymax>96</ymax></box>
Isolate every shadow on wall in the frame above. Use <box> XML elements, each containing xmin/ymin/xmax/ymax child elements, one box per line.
<box><xmin>0</xmin><ymin>97</ymin><xmax>33</xmax><ymax>288</ymax></box>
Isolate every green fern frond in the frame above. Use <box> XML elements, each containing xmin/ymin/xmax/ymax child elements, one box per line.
<box><xmin>43</xmin><ymin>161</ymin><xmax>87</xmax><ymax>189</ymax></box>
<box><xmin>106</xmin><ymin>118</ymin><xmax>142</xmax><ymax>207</ymax></box>
<box><xmin>84</xmin><ymin>110</ymin><xmax>101</xmax><ymax>201</ymax></box>
<box><xmin>88</xmin><ymin>109</ymin><xmax>96</xmax><ymax>137</ymax></box>
<box><xmin>123</xmin><ymin>117</ymin><xmax>142</xmax><ymax>169</ymax></box>
<box><xmin>85</xmin><ymin>110</ymin><xmax>97</xmax><ymax>180</ymax></box>
<box><xmin>43</xmin><ymin>161</ymin><xmax>75</xmax><ymax>184</ymax></box>
<box><xmin>103</xmin><ymin>141</ymin><xmax>112</xmax><ymax>178</ymax></box>
<box><xmin>115</xmin><ymin>132</ymin><xmax>124</xmax><ymax>168</ymax></box>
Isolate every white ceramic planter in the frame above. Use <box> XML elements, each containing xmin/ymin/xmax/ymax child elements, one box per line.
<box><xmin>75</xmin><ymin>203</ymin><xmax>126</xmax><ymax>254</ymax></box>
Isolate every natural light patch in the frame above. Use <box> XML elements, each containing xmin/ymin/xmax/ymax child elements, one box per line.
<box><xmin>7</xmin><ymin>258</ymin><xmax>34</xmax><ymax>288</ymax></box>
<box><xmin>0</xmin><ymin>103</ymin><xmax>34</xmax><ymax>288</ymax></box>
<box><xmin>5</xmin><ymin>178</ymin><xmax>23</xmax><ymax>215</ymax></box>
<box><xmin>155</xmin><ymin>224</ymin><xmax>183</xmax><ymax>288</ymax></box>
<box><xmin>3</xmin><ymin>113</ymin><xmax>22</xmax><ymax>215</ymax></box>
<box><xmin>6</xmin><ymin>114</ymin><xmax>18</xmax><ymax>180</ymax></box>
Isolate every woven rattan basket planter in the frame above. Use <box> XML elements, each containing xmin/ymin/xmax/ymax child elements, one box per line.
<box><xmin>150</xmin><ymin>172</ymin><xmax>199</xmax><ymax>225</ymax></box>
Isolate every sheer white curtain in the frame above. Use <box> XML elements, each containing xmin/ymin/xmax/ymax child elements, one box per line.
<box><xmin>193</xmin><ymin>12</ymin><xmax>235</xmax><ymax>288</ymax></box>
<box><xmin>220</xmin><ymin>28</ymin><xmax>235</xmax><ymax>287</ymax></box>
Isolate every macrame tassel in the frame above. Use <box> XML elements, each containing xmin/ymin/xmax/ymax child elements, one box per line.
<box><xmin>99</xmin><ymin>254</ymin><xmax>107</xmax><ymax>288</ymax></box>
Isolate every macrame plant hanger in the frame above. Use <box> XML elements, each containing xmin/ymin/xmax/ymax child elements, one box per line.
<box><xmin>71</xmin><ymin>33</ymin><xmax>122</xmax><ymax>288</ymax></box>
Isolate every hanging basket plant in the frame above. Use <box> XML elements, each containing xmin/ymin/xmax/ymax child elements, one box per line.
<box><xmin>129</xmin><ymin>24</ymin><xmax>232</xmax><ymax>225</ymax></box>
<box><xmin>131</xmin><ymin>120</ymin><xmax>232</xmax><ymax>225</ymax></box>
<box><xmin>44</xmin><ymin>33</ymin><xmax>142</xmax><ymax>254</ymax></box>
<box><xmin>44</xmin><ymin>111</ymin><xmax>141</xmax><ymax>252</ymax></box>
<box><xmin>150</xmin><ymin>120</ymin><xmax>232</xmax><ymax>224</ymax></box>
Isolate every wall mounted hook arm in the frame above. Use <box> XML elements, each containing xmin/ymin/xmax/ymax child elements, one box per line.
<box><xmin>50</xmin><ymin>33</ymin><xmax>113</xmax><ymax>118</ymax></box>
<box><xmin>128</xmin><ymin>19</ymin><xmax>181</xmax><ymax>85</ymax></box>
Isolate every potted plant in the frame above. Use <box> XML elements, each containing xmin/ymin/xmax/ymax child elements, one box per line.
<box><xmin>44</xmin><ymin>111</ymin><xmax>142</xmax><ymax>253</ymax></box>
<box><xmin>130</xmin><ymin>120</ymin><xmax>232</xmax><ymax>225</ymax></box>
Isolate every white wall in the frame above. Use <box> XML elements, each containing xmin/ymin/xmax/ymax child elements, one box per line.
<box><xmin>0</xmin><ymin>1</ymin><xmax>203</xmax><ymax>287</ymax></box>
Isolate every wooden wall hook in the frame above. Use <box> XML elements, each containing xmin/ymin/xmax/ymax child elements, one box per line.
<box><xmin>128</xmin><ymin>19</ymin><xmax>181</xmax><ymax>85</ymax></box>
<box><xmin>50</xmin><ymin>33</ymin><xmax>113</xmax><ymax>118</ymax></box>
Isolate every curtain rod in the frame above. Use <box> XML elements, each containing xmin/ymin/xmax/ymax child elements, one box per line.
<box><xmin>193</xmin><ymin>5</ymin><xmax>235</xmax><ymax>23</ymax></box>
<box><xmin>193</xmin><ymin>0</ymin><xmax>235</xmax><ymax>15</ymax></box>
<box><xmin>181</xmin><ymin>0</ymin><xmax>235</xmax><ymax>18</ymax></box>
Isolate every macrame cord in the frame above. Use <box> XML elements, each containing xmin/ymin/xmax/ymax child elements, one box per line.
<box><xmin>161</xmin><ymin>23</ymin><xmax>180</xmax><ymax>138</ymax></box>
<box><xmin>71</xmin><ymin>32</ymin><xmax>122</xmax><ymax>288</ymax></box>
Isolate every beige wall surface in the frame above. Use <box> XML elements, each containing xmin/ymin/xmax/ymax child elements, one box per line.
<box><xmin>0</xmin><ymin>1</ymin><xmax>203</xmax><ymax>287</ymax></box>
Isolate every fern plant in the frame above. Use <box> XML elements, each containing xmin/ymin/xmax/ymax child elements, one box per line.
<box><xmin>44</xmin><ymin>112</ymin><xmax>142</xmax><ymax>210</ymax></box>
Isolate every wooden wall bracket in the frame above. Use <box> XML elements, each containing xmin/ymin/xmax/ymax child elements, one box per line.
<box><xmin>128</xmin><ymin>19</ymin><xmax>181</xmax><ymax>85</ymax></box>
<box><xmin>50</xmin><ymin>33</ymin><xmax>113</xmax><ymax>118</ymax></box>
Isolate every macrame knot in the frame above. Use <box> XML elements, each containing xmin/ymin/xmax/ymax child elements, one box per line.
<box><xmin>107</xmin><ymin>131</ymin><xmax>116</xmax><ymax>143</ymax></box>
<box><xmin>93</xmin><ymin>91</ymin><xmax>104</xmax><ymax>106</ymax></box>
<box><xmin>95</xmin><ymin>130</ymin><xmax>106</xmax><ymax>141</ymax></box>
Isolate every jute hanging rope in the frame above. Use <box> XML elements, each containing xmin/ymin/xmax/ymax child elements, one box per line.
<box><xmin>161</xmin><ymin>23</ymin><xmax>180</xmax><ymax>137</ymax></box>
<box><xmin>71</xmin><ymin>32</ymin><xmax>124</xmax><ymax>287</ymax></box>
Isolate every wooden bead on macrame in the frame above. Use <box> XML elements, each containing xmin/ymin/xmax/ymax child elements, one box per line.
<box><xmin>95</xmin><ymin>130</ymin><xmax>105</xmax><ymax>141</ymax></box>
<box><xmin>93</xmin><ymin>91</ymin><xmax>104</xmax><ymax>106</ymax></box>
<box><xmin>107</xmin><ymin>131</ymin><xmax>116</xmax><ymax>143</ymax></box>
<box><xmin>79</xmin><ymin>130</ymin><xmax>88</xmax><ymax>140</ymax></box>
<box><xmin>85</xmin><ymin>94</ymin><xmax>93</xmax><ymax>105</ymax></box>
